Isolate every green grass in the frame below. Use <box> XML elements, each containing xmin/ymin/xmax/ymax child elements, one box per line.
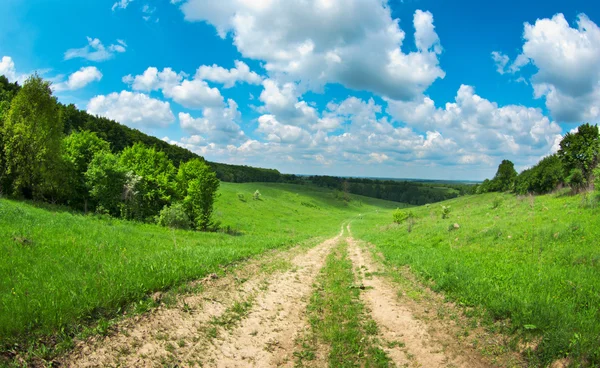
<box><xmin>0</xmin><ymin>182</ymin><xmax>399</xmax><ymax>360</ymax></box>
<box><xmin>352</xmin><ymin>192</ymin><xmax>600</xmax><ymax>366</ymax></box>
<box><xmin>303</xmin><ymin>240</ymin><xmax>391</xmax><ymax>368</ymax></box>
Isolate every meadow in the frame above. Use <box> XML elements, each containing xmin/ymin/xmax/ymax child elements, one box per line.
<box><xmin>351</xmin><ymin>192</ymin><xmax>600</xmax><ymax>365</ymax></box>
<box><xmin>0</xmin><ymin>182</ymin><xmax>398</xmax><ymax>355</ymax></box>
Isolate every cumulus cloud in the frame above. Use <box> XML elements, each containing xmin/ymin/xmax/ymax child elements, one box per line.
<box><xmin>179</xmin><ymin>1</ymin><xmax>444</xmax><ymax>100</ymax></box>
<box><xmin>124</xmin><ymin>66</ymin><xmax>223</xmax><ymax>108</ymax></box>
<box><xmin>87</xmin><ymin>90</ymin><xmax>175</xmax><ymax>127</ymax></box>
<box><xmin>256</xmin><ymin>114</ymin><xmax>312</xmax><ymax>144</ymax></box>
<box><xmin>178</xmin><ymin>99</ymin><xmax>245</xmax><ymax>143</ymax></box>
<box><xmin>65</xmin><ymin>37</ymin><xmax>127</xmax><ymax>62</ymax></box>
<box><xmin>196</xmin><ymin>60</ymin><xmax>262</xmax><ymax>88</ymax></box>
<box><xmin>0</xmin><ymin>56</ymin><xmax>18</xmax><ymax>82</ymax></box>
<box><xmin>53</xmin><ymin>66</ymin><xmax>102</xmax><ymax>91</ymax></box>
<box><xmin>496</xmin><ymin>13</ymin><xmax>600</xmax><ymax>122</ymax></box>
<box><xmin>387</xmin><ymin>84</ymin><xmax>563</xmax><ymax>165</ymax></box>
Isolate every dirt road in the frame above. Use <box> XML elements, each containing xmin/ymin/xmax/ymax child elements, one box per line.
<box><xmin>63</xmin><ymin>224</ymin><xmax>515</xmax><ymax>367</ymax></box>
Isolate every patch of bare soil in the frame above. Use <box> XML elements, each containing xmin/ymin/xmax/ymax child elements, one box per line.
<box><xmin>63</xmin><ymin>231</ymin><xmax>341</xmax><ymax>368</ymax></box>
<box><xmin>346</xmin><ymin>234</ymin><xmax>496</xmax><ymax>368</ymax></box>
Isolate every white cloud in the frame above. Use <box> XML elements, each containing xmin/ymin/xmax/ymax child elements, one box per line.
<box><xmin>112</xmin><ymin>0</ymin><xmax>133</xmax><ymax>11</ymax></box>
<box><xmin>0</xmin><ymin>56</ymin><xmax>17</xmax><ymax>82</ymax></box>
<box><xmin>497</xmin><ymin>13</ymin><xmax>600</xmax><ymax>122</ymax></box>
<box><xmin>195</xmin><ymin>60</ymin><xmax>262</xmax><ymax>88</ymax></box>
<box><xmin>123</xmin><ymin>67</ymin><xmax>184</xmax><ymax>92</ymax></box>
<box><xmin>178</xmin><ymin>98</ymin><xmax>245</xmax><ymax>143</ymax></box>
<box><xmin>165</xmin><ymin>79</ymin><xmax>223</xmax><ymax>109</ymax></box>
<box><xmin>53</xmin><ymin>66</ymin><xmax>102</xmax><ymax>92</ymax></box>
<box><xmin>65</xmin><ymin>37</ymin><xmax>127</xmax><ymax>62</ymax></box>
<box><xmin>387</xmin><ymin>84</ymin><xmax>562</xmax><ymax>165</ymax></box>
<box><xmin>179</xmin><ymin>1</ymin><xmax>444</xmax><ymax>100</ymax></box>
<box><xmin>256</xmin><ymin>114</ymin><xmax>311</xmax><ymax>144</ymax></box>
<box><xmin>124</xmin><ymin>66</ymin><xmax>235</xmax><ymax>109</ymax></box>
<box><xmin>87</xmin><ymin>91</ymin><xmax>175</xmax><ymax>128</ymax></box>
<box><xmin>491</xmin><ymin>51</ymin><xmax>509</xmax><ymax>74</ymax></box>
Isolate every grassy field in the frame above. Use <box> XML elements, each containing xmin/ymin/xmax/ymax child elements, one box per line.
<box><xmin>351</xmin><ymin>192</ymin><xmax>600</xmax><ymax>366</ymax></box>
<box><xmin>0</xmin><ymin>182</ymin><xmax>399</xmax><ymax>356</ymax></box>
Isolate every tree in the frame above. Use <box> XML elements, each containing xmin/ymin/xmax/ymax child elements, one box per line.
<box><xmin>85</xmin><ymin>151</ymin><xmax>128</xmax><ymax>216</ymax></box>
<box><xmin>490</xmin><ymin>160</ymin><xmax>517</xmax><ymax>192</ymax></box>
<box><xmin>119</xmin><ymin>143</ymin><xmax>177</xmax><ymax>220</ymax></box>
<box><xmin>62</xmin><ymin>131</ymin><xmax>111</xmax><ymax>211</ymax></box>
<box><xmin>558</xmin><ymin>123</ymin><xmax>600</xmax><ymax>190</ymax></box>
<box><xmin>2</xmin><ymin>74</ymin><xmax>62</xmax><ymax>199</ymax></box>
<box><xmin>176</xmin><ymin>159</ymin><xmax>220</xmax><ymax>231</ymax></box>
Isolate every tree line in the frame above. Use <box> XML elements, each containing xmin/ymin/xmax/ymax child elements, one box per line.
<box><xmin>308</xmin><ymin>175</ymin><xmax>472</xmax><ymax>205</ymax></box>
<box><xmin>476</xmin><ymin>123</ymin><xmax>600</xmax><ymax>195</ymax></box>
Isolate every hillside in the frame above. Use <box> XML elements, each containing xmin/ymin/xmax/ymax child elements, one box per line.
<box><xmin>351</xmin><ymin>191</ymin><xmax>600</xmax><ymax>366</ymax></box>
<box><xmin>0</xmin><ymin>183</ymin><xmax>400</xmax><ymax>361</ymax></box>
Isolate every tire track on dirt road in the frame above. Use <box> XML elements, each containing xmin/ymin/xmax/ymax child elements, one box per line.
<box><xmin>346</xmin><ymin>224</ymin><xmax>491</xmax><ymax>368</ymax></box>
<box><xmin>198</xmin><ymin>228</ymin><xmax>343</xmax><ymax>367</ymax></box>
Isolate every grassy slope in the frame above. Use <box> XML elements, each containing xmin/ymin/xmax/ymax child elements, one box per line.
<box><xmin>351</xmin><ymin>192</ymin><xmax>600</xmax><ymax>365</ymax></box>
<box><xmin>0</xmin><ymin>183</ymin><xmax>400</xmax><ymax>349</ymax></box>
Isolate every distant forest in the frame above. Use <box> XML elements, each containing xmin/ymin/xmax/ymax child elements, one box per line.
<box><xmin>0</xmin><ymin>74</ymin><xmax>469</xmax><ymax>207</ymax></box>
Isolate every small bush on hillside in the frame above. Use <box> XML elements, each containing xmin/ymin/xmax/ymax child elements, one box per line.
<box><xmin>253</xmin><ymin>190</ymin><xmax>261</xmax><ymax>200</ymax></box>
<box><xmin>393</xmin><ymin>209</ymin><xmax>413</xmax><ymax>224</ymax></box>
<box><xmin>237</xmin><ymin>193</ymin><xmax>246</xmax><ymax>202</ymax></box>
<box><xmin>566</xmin><ymin>168</ymin><xmax>586</xmax><ymax>193</ymax></box>
<box><xmin>491</xmin><ymin>196</ymin><xmax>503</xmax><ymax>209</ymax></box>
<box><xmin>441</xmin><ymin>205</ymin><xmax>451</xmax><ymax>219</ymax></box>
<box><xmin>156</xmin><ymin>203</ymin><xmax>191</xmax><ymax>230</ymax></box>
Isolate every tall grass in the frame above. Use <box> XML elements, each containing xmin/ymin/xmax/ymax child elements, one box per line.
<box><xmin>0</xmin><ymin>183</ymin><xmax>398</xmax><ymax>352</ymax></box>
<box><xmin>352</xmin><ymin>192</ymin><xmax>600</xmax><ymax>365</ymax></box>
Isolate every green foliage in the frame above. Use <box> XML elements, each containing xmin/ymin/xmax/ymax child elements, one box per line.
<box><xmin>253</xmin><ymin>189</ymin><xmax>261</xmax><ymax>200</ymax></box>
<box><xmin>156</xmin><ymin>202</ymin><xmax>191</xmax><ymax>230</ymax></box>
<box><xmin>491</xmin><ymin>196</ymin><xmax>503</xmax><ymax>209</ymax></box>
<box><xmin>177</xmin><ymin>159</ymin><xmax>220</xmax><ymax>231</ymax></box>
<box><xmin>392</xmin><ymin>208</ymin><xmax>413</xmax><ymax>224</ymax></box>
<box><xmin>62</xmin><ymin>131</ymin><xmax>111</xmax><ymax>210</ymax></box>
<box><xmin>85</xmin><ymin>151</ymin><xmax>128</xmax><ymax>216</ymax></box>
<box><xmin>566</xmin><ymin>168</ymin><xmax>586</xmax><ymax>193</ymax></box>
<box><xmin>514</xmin><ymin>155</ymin><xmax>565</xmax><ymax>195</ymax></box>
<box><xmin>237</xmin><ymin>193</ymin><xmax>246</xmax><ymax>202</ymax></box>
<box><xmin>558</xmin><ymin>123</ymin><xmax>600</xmax><ymax>187</ymax></box>
<box><xmin>441</xmin><ymin>205</ymin><xmax>451</xmax><ymax>219</ymax></box>
<box><xmin>490</xmin><ymin>159</ymin><xmax>517</xmax><ymax>192</ymax></box>
<box><xmin>352</xmin><ymin>193</ymin><xmax>600</xmax><ymax>366</ymax></box>
<box><xmin>119</xmin><ymin>143</ymin><xmax>177</xmax><ymax>221</ymax></box>
<box><xmin>2</xmin><ymin>74</ymin><xmax>63</xmax><ymax>199</ymax></box>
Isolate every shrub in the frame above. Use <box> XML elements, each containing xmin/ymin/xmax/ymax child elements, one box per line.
<box><xmin>441</xmin><ymin>205</ymin><xmax>451</xmax><ymax>219</ymax></box>
<box><xmin>393</xmin><ymin>209</ymin><xmax>413</xmax><ymax>224</ymax></box>
<box><xmin>253</xmin><ymin>190</ymin><xmax>261</xmax><ymax>200</ymax></box>
<box><xmin>491</xmin><ymin>196</ymin><xmax>503</xmax><ymax>209</ymax></box>
<box><xmin>566</xmin><ymin>168</ymin><xmax>586</xmax><ymax>193</ymax></box>
<box><xmin>156</xmin><ymin>203</ymin><xmax>191</xmax><ymax>230</ymax></box>
<box><xmin>237</xmin><ymin>193</ymin><xmax>246</xmax><ymax>202</ymax></box>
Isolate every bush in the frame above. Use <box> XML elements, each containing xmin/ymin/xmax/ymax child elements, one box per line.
<box><xmin>253</xmin><ymin>190</ymin><xmax>261</xmax><ymax>200</ymax></box>
<box><xmin>237</xmin><ymin>193</ymin><xmax>246</xmax><ymax>202</ymax></box>
<box><xmin>156</xmin><ymin>203</ymin><xmax>191</xmax><ymax>230</ymax></box>
<box><xmin>566</xmin><ymin>168</ymin><xmax>586</xmax><ymax>193</ymax></box>
<box><xmin>441</xmin><ymin>205</ymin><xmax>451</xmax><ymax>219</ymax></box>
<box><xmin>393</xmin><ymin>209</ymin><xmax>413</xmax><ymax>224</ymax></box>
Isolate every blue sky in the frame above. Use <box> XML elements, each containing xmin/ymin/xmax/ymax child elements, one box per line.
<box><xmin>1</xmin><ymin>0</ymin><xmax>600</xmax><ymax>180</ymax></box>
